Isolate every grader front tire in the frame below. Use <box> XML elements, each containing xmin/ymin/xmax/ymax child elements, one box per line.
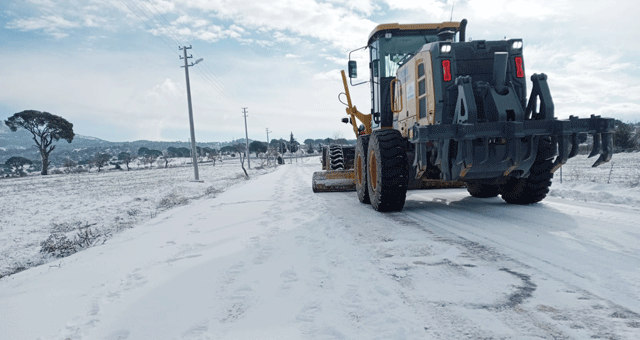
<box><xmin>355</xmin><ymin>135</ymin><xmax>370</xmax><ymax>204</ymax></box>
<box><xmin>366</xmin><ymin>130</ymin><xmax>409</xmax><ymax>212</ymax></box>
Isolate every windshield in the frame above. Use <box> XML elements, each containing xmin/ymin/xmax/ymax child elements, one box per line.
<box><xmin>379</xmin><ymin>35</ymin><xmax>439</xmax><ymax>77</ymax></box>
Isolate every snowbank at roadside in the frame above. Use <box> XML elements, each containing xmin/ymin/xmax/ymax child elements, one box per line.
<box><xmin>547</xmin><ymin>151</ymin><xmax>640</xmax><ymax>207</ymax></box>
<box><xmin>550</xmin><ymin>181</ymin><xmax>640</xmax><ymax>208</ymax></box>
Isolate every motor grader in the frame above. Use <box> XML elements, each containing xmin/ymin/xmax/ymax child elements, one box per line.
<box><xmin>312</xmin><ymin>19</ymin><xmax>614</xmax><ymax>212</ymax></box>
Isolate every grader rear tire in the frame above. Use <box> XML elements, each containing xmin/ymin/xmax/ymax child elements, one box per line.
<box><xmin>355</xmin><ymin>135</ymin><xmax>370</xmax><ymax>204</ymax></box>
<box><xmin>501</xmin><ymin>137</ymin><xmax>555</xmax><ymax>205</ymax></box>
<box><xmin>466</xmin><ymin>180</ymin><xmax>500</xmax><ymax>198</ymax></box>
<box><xmin>367</xmin><ymin>130</ymin><xmax>409</xmax><ymax>212</ymax></box>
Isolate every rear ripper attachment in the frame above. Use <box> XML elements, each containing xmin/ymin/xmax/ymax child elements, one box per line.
<box><xmin>409</xmin><ymin>41</ymin><xmax>614</xmax><ymax>184</ymax></box>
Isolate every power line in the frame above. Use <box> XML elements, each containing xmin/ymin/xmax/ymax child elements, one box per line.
<box><xmin>192</xmin><ymin>50</ymin><xmax>241</xmax><ymax>105</ymax></box>
<box><xmin>190</xmin><ymin>64</ymin><xmax>241</xmax><ymax>107</ymax></box>
<box><xmin>133</xmin><ymin>0</ymin><xmax>185</xmax><ymax>46</ymax></box>
<box><xmin>125</xmin><ymin>1</ymin><xmax>237</xmax><ymax>104</ymax></box>
<box><xmin>116</xmin><ymin>0</ymin><xmax>244</xmax><ymax>111</ymax></box>
<box><xmin>118</xmin><ymin>0</ymin><xmax>179</xmax><ymax>57</ymax></box>
<box><xmin>132</xmin><ymin>0</ymin><xmax>241</xmax><ymax>107</ymax></box>
<box><xmin>139</xmin><ymin>0</ymin><xmax>185</xmax><ymax>44</ymax></box>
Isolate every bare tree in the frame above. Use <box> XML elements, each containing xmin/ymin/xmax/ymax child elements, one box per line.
<box><xmin>93</xmin><ymin>153</ymin><xmax>111</xmax><ymax>172</ymax></box>
<box><xmin>118</xmin><ymin>152</ymin><xmax>132</xmax><ymax>171</ymax></box>
<box><xmin>233</xmin><ymin>144</ymin><xmax>249</xmax><ymax>178</ymax></box>
<box><xmin>161</xmin><ymin>151</ymin><xmax>171</xmax><ymax>168</ymax></box>
<box><xmin>63</xmin><ymin>158</ymin><xmax>77</xmax><ymax>174</ymax></box>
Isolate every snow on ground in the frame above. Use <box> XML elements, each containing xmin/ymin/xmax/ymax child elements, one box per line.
<box><xmin>1</xmin><ymin>153</ymin><xmax>639</xmax><ymax>339</ymax></box>
<box><xmin>0</xmin><ymin>156</ymin><xmax>276</xmax><ymax>279</ymax></box>
<box><xmin>550</xmin><ymin>151</ymin><xmax>640</xmax><ymax>206</ymax></box>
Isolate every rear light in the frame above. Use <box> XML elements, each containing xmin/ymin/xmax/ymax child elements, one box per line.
<box><xmin>442</xmin><ymin>60</ymin><xmax>452</xmax><ymax>82</ymax></box>
<box><xmin>515</xmin><ymin>57</ymin><xmax>524</xmax><ymax>78</ymax></box>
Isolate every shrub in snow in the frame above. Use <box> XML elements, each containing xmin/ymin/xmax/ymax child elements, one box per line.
<box><xmin>40</xmin><ymin>233</ymin><xmax>76</xmax><ymax>258</ymax></box>
<box><xmin>72</xmin><ymin>167</ymin><xmax>88</xmax><ymax>174</ymax></box>
<box><xmin>63</xmin><ymin>159</ymin><xmax>77</xmax><ymax>174</ymax></box>
<box><xmin>157</xmin><ymin>192</ymin><xmax>189</xmax><ymax>209</ymax></box>
<box><xmin>205</xmin><ymin>186</ymin><xmax>222</xmax><ymax>196</ymax></box>
<box><xmin>74</xmin><ymin>226</ymin><xmax>101</xmax><ymax>249</ymax></box>
<box><xmin>40</xmin><ymin>223</ymin><xmax>102</xmax><ymax>258</ymax></box>
<box><xmin>51</xmin><ymin>221</ymin><xmax>83</xmax><ymax>233</ymax></box>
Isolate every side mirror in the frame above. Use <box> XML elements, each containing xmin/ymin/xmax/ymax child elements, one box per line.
<box><xmin>348</xmin><ymin>61</ymin><xmax>357</xmax><ymax>78</ymax></box>
<box><xmin>341</xmin><ymin>118</ymin><xmax>349</xmax><ymax>124</ymax></box>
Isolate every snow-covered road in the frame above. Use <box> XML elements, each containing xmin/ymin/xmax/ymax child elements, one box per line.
<box><xmin>1</xmin><ymin>158</ymin><xmax>639</xmax><ymax>339</ymax></box>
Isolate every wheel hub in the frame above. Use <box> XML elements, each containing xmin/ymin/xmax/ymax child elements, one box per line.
<box><xmin>368</xmin><ymin>150</ymin><xmax>377</xmax><ymax>191</ymax></box>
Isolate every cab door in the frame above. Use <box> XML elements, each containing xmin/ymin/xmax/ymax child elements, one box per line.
<box><xmin>369</xmin><ymin>40</ymin><xmax>381</xmax><ymax>130</ymax></box>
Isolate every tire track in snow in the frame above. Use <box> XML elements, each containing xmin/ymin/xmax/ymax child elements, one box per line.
<box><xmin>398</xmin><ymin>194</ymin><xmax>640</xmax><ymax>339</ymax></box>
<box><xmin>300</xmin><ymin>161</ymin><xmax>640</xmax><ymax>339</ymax></box>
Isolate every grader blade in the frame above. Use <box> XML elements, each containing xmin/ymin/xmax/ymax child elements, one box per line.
<box><xmin>312</xmin><ymin>170</ymin><xmax>356</xmax><ymax>192</ymax></box>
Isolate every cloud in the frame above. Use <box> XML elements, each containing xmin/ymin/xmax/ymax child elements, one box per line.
<box><xmin>25</xmin><ymin>0</ymin><xmax>56</xmax><ymax>8</ymax></box>
<box><xmin>147</xmin><ymin>0</ymin><xmax>175</xmax><ymax>14</ymax></box>
<box><xmin>147</xmin><ymin>15</ymin><xmax>246</xmax><ymax>43</ymax></box>
<box><xmin>173</xmin><ymin>0</ymin><xmax>375</xmax><ymax>52</ymax></box>
<box><xmin>466</xmin><ymin>0</ymin><xmax>566</xmax><ymax>22</ymax></box>
<box><xmin>525</xmin><ymin>44</ymin><xmax>640</xmax><ymax>120</ymax></box>
<box><xmin>6</xmin><ymin>15</ymin><xmax>80</xmax><ymax>38</ymax></box>
<box><xmin>147</xmin><ymin>78</ymin><xmax>182</xmax><ymax>100</ymax></box>
<box><xmin>382</xmin><ymin>0</ymin><xmax>450</xmax><ymax>18</ymax></box>
<box><xmin>323</xmin><ymin>55</ymin><xmax>347</xmax><ymax>65</ymax></box>
<box><xmin>313</xmin><ymin>69</ymin><xmax>342</xmax><ymax>82</ymax></box>
<box><xmin>4</xmin><ymin>0</ymin><xmax>121</xmax><ymax>38</ymax></box>
<box><xmin>325</xmin><ymin>0</ymin><xmax>378</xmax><ymax>16</ymax></box>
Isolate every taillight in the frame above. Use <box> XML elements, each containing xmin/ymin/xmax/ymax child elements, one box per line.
<box><xmin>442</xmin><ymin>60</ymin><xmax>452</xmax><ymax>82</ymax></box>
<box><xmin>515</xmin><ymin>57</ymin><xmax>524</xmax><ymax>78</ymax></box>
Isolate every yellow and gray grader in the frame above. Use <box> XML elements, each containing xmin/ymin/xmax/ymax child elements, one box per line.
<box><xmin>312</xmin><ymin>19</ymin><xmax>615</xmax><ymax>211</ymax></box>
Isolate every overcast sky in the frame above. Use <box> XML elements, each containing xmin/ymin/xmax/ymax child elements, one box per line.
<box><xmin>2</xmin><ymin>0</ymin><xmax>639</xmax><ymax>143</ymax></box>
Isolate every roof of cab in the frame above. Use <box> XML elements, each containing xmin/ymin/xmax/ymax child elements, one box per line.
<box><xmin>367</xmin><ymin>21</ymin><xmax>462</xmax><ymax>45</ymax></box>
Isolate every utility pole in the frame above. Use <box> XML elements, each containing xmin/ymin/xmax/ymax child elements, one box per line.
<box><xmin>242</xmin><ymin>107</ymin><xmax>250</xmax><ymax>169</ymax></box>
<box><xmin>265</xmin><ymin>128</ymin><xmax>273</xmax><ymax>165</ymax></box>
<box><xmin>180</xmin><ymin>45</ymin><xmax>203</xmax><ymax>182</ymax></box>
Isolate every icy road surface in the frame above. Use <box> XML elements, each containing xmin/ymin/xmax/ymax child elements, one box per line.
<box><xmin>1</xmin><ymin>157</ymin><xmax>639</xmax><ymax>340</ymax></box>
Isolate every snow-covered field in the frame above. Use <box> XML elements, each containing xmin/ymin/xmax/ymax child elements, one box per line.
<box><xmin>0</xmin><ymin>157</ymin><xmax>276</xmax><ymax>279</ymax></box>
<box><xmin>1</xmin><ymin>153</ymin><xmax>639</xmax><ymax>339</ymax></box>
<box><xmin>551</xmin><ymin>151</ymin><xmax>640</xmax><ymax>206</ymax></box>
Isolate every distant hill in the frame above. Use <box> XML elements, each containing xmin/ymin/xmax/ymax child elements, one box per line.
<box><xmin>0</xmin><ymin>124</ymin><xmax>227</xmax><ymax>166</ymax></box>
<box><xmin>0</xmin><ymin>124</ymin><xmax>354</xmax><ymax>167</ymax></box>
